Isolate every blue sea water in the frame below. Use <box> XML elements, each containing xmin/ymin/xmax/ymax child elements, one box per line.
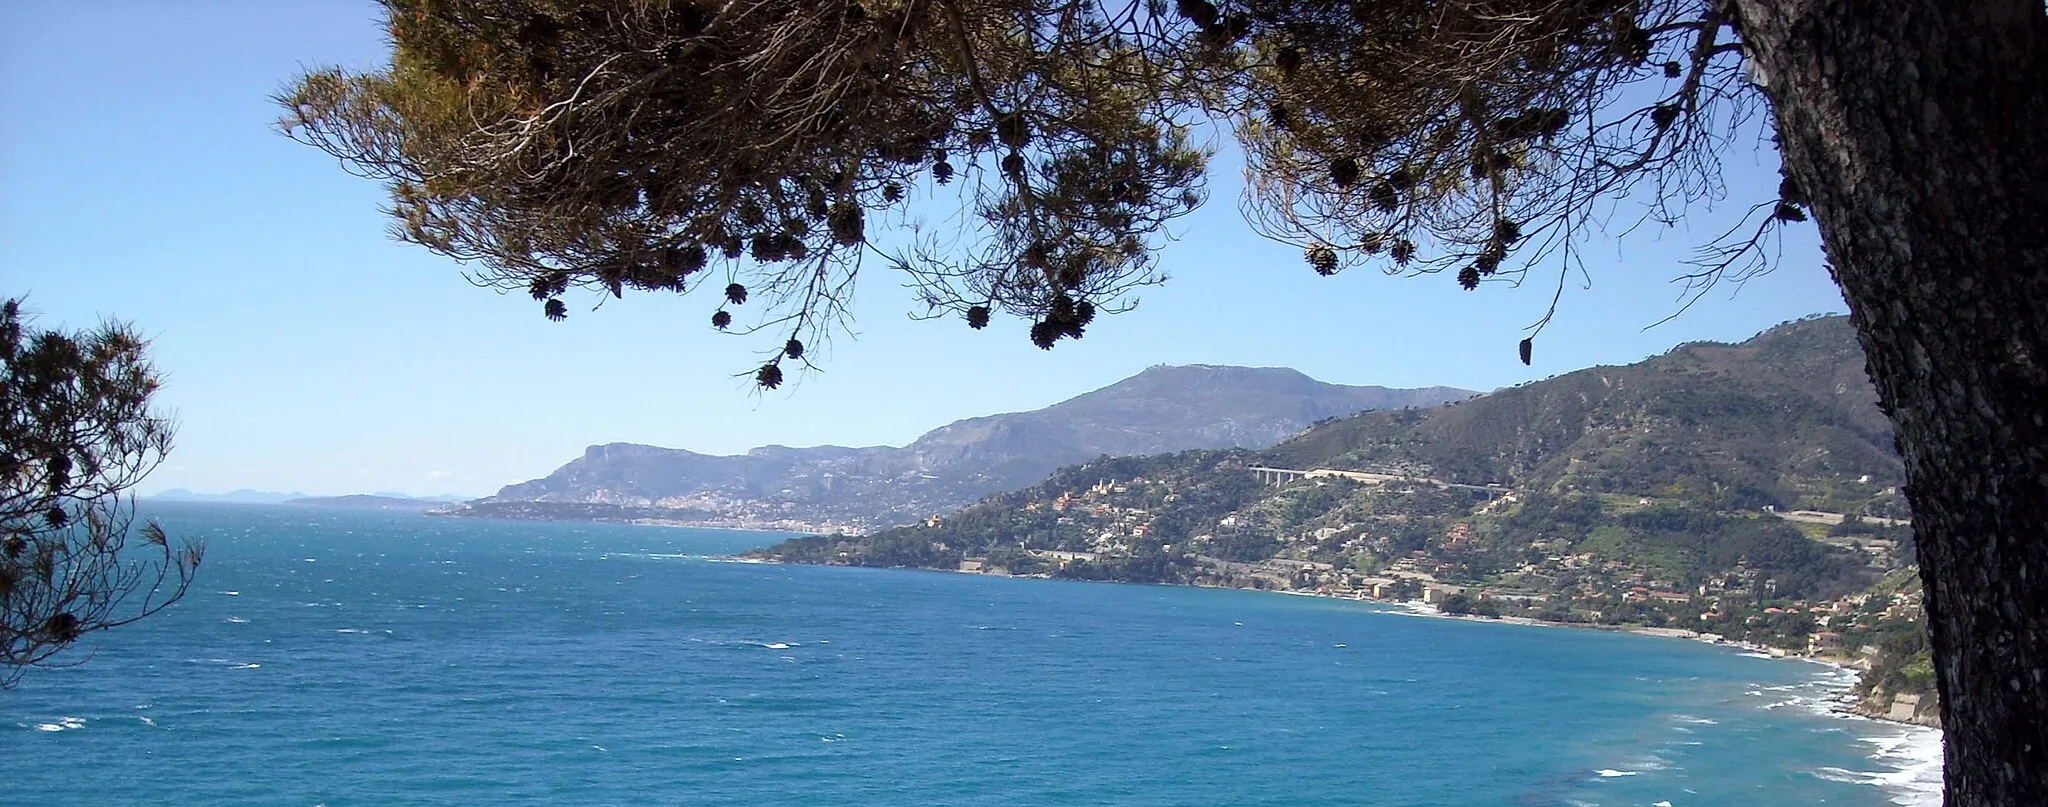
<box><xmin>3</xmin><ymin>503</ymin><xmax>1942</xmax><ymax>806</ymax></box>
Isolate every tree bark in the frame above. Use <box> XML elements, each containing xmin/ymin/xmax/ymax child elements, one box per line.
<box><xmin>1731</xmin><ymin>0</ymin><xmax>2048</xmax><ymax>803</ymax></box>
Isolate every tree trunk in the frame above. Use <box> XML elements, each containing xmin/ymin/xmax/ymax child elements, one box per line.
<box><xmin>1731</xmin><ymin>0</ymin><xmax>2048</xmax><ymax>803</ymax></box>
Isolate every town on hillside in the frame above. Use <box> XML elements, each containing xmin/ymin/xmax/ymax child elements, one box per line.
<box><xmin>757</xmin><ymin>452</ymin><xmax>1936</xmax><ymax>727</ymax></box>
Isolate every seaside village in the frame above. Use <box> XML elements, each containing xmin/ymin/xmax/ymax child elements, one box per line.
<box><xmin>901</xmin><ymin>470</ymin><xmax>1934</xmax><ymax>723</ymax></box>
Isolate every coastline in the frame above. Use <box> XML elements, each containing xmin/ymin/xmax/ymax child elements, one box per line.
<box><xmin>764</xmin><ymin>555</ymin><xmax>1939</xmax><ymax>728</ymax></box>
<box><xmin>1278</xmin><ymin>587</ymin><xmax>1944</xmax><ymax>730</ymax></box>
<box><xmin>1234</xmin><ymin>582</ymin><xmax>1946</xmax><ymax>806</ymax></box>
<box><xmin>751</xmin><ymin>555</ymin><xmax>1947</xmax><ymax>805</ymax></box>
<box><xmin>1400</xmin><ymin>601</ymin><xmax>1946</xmax><ymax>806</ymax></box>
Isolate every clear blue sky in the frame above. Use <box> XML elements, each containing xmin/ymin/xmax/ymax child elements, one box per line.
<box><xmin>0</xmin><ymin>2</ymin><xmax>1846</xmax><ymax>499</ymax></box>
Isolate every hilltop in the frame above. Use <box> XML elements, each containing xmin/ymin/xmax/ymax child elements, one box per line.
<box><xmin>1263</xmin><ymin>314</ymin><xmax>1902</xmax><ymax>513</ymax></box>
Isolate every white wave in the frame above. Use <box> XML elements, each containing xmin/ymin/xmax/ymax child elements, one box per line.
<box><xmin>138</xmin><ymin>716</ymin><xmax>157</xmax><ymax>727</ymax></box>
<box><xmin>224</xmin><ymin>617</ymin><xmax>248</xmax><ymax>624</ymax></box>
<box><xmin>1812</xmin><ymin>766</ymin><xmax>1885</xmax><ymax>785</ymax></box>
<box><xmin>335</xmin><ymin>628</ymin><xmax>368</xmax><ymax>634</ymax></box>
<box><xmin>1858</xmin><ymin>727</ymin><xmax>1946</xmax><ymax>807</ymax></box>
<box><xmin>1653</xmin><ymin>801</ymin><xmax>1673</xmax><ymax>807</ymax></box>
<box><xmin>1862</xmin><ymin>732</ymin><xmax>1911</xmax><ymax>755</ymax></box>
<box><xmin>760</xmin><ymin>642</ymin><xmax>792</xmax><ymax>650</ymax></box>
<box><xmin>187</xmin><ymin>656</ymin><xmax>259</xmax><ymax>669</ymax></box>
<box><xmin>1672</xmin><ymin>715</ymin><xmax>1718</xmax><ymax>725</ymax></box>
<box><xmin>1729</xmin><ymin>655</ymin><xmax>1945</xmax><ymax>805</ymax></box>
<box><xmin>1738</xmin><ymin>652</ymin><xmax>1775</xmax><ymax>659</ymax></box>
<box><xmin>216</xmin><ymin>590</ymin><xmax>240</xmax><ymax>596</ymax></box>
<box><xmin>1595</xmin><ymin>768</ymin><xmax>1638</xmax><ymax>777</ymax></box>
<box><xmin>1383</xmin><ymin>601</ymin><xmax>1444</xmax><ymax>618</ymax></box>
<box><xmin>35</xmin><ymin>716</ymin><xmax>86</xmax><ymax>732</ymax></box>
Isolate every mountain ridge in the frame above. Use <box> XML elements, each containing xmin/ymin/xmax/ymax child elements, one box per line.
<box><xmin>450</xmin><ymin>365</ymin><xmax>1471</xmax><ymax>529</ymax></box>
<box><xmin>1260</xmin><ymin>314</ymin><xmax>1900</xmax><ymax>512</ymax></box>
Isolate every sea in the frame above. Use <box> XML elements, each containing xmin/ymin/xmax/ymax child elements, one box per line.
<box><xmin>2</xmin><ymin>503</ymin><xmax>1944</xmax><ymax>806</ymax></box>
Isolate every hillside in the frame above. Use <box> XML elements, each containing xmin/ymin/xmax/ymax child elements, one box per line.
<box><xmin>1264</xmin><ymin>314</ymin><xmax>1902</xmax><ymax>514</ymax></box>
<box><xmin>757</xmin><ymin>316</ymin><xmax>1922</xmax><ymax>670</ymax></box>
<box><xmin>446</xmin><ymin>365</ymin><xmax>1468</xmax><ymax>530</ymax></box>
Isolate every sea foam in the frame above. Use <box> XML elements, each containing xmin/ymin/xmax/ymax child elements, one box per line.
<box><xmin>34</xmin><ymin>716</ymin><xmax>87</xmax><ymax>732</ymax></box>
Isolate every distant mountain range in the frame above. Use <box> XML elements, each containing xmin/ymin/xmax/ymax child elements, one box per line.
<box><xmin>446</xmin><ymin>365</ymin><xmax>1471</xmax><ymax>530</ymax></box>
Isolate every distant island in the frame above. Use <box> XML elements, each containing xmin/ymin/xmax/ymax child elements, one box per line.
<box><xmin>151</xmin><ymin>488</ymin><xmax>311</xmax><ymax>504</ymax></box>
<box><xmin>151</xmin><ymin>490</ymin><xmax>466</xmax><ymax>509</ymax></box>
<box><xmin>283</xmin><ymin>494</ymin><xmax>454</xmax><ymax>511</ymax></box>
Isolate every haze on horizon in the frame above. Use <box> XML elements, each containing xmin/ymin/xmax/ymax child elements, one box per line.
<box><xmin>0</xmin><ymin>2</ymin><xmax>1846</xmax><ymax>499</ymax></box>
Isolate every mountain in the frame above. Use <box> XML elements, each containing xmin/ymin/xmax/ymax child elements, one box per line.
<box><xmin>449</xmin><ymin>365</ymin><xmax>1470</xmax><ymax>530</ymax></box>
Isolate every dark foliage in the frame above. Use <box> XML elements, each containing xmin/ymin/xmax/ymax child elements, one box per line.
<box><xmin>1</xmin><ymin>299</ymin><xmax>202</xmax><ymax>687</ymax></box>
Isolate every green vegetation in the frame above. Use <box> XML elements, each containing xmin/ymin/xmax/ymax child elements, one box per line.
<box><xmin>1263</xmin><ymin>317</ymin><xmax>1902</xmax><ymax>515</ymax></box>
<box><xmin>1</xmin><ymin>299</ymin><xmax>203</xmax><ymax>687</ymax></box>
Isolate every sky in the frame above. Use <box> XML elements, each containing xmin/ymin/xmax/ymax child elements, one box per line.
<box><xmin>0</xmin><ymin>2</ymin><xmax>1847</xmax><ymax>499</ymax></box>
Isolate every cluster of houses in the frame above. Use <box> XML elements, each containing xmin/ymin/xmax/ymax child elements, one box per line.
<box><xmin>932</xmin><ymin>470</ymin><xmax>1924</xmax><ymax>663</ymax></box>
